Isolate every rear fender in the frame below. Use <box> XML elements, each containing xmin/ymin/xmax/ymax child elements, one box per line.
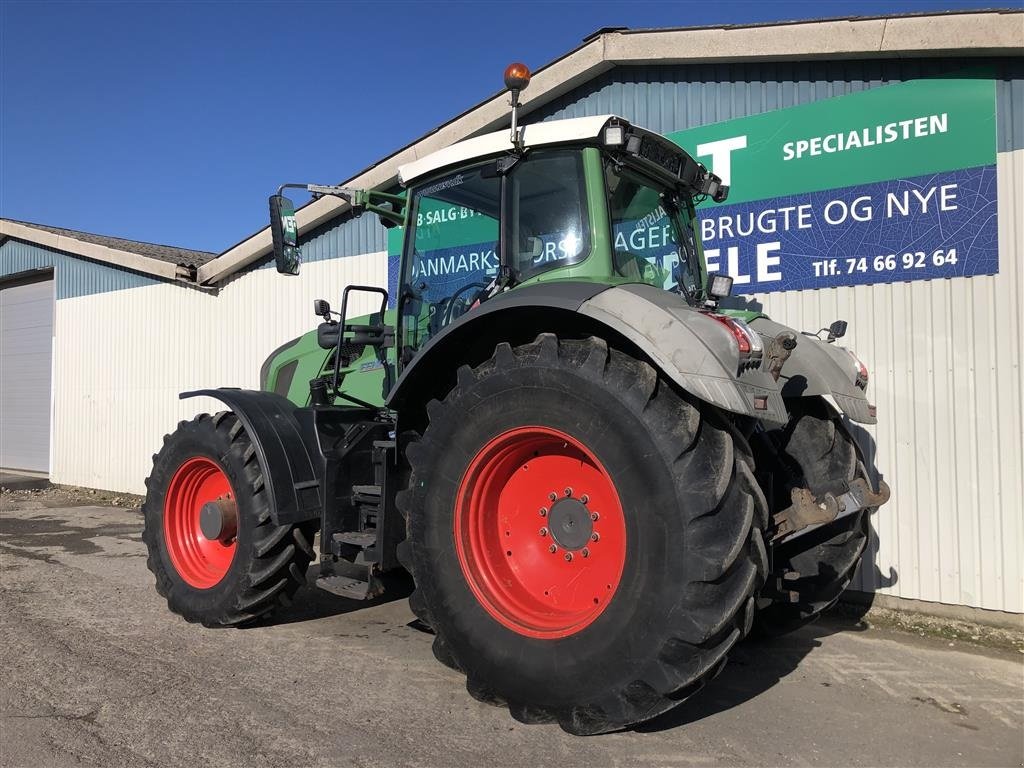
<box><xmin>180</xmin><ymin>389</ymin><xmax>323</xmax><ymax>525</ymax></box>
<box><xmin>748</xmin><ymin>317</ymin><xmax>876</xmax><ymax>424</ymax></box>
<box><xmin>579</xmin><ymin>283</ymin><xmax>788</xmax><ymax>425</ymax></box>
<box><xmin>388</xmin><ymin>281</ymin><xmax>788</xmax><ymax>426</ymax></box>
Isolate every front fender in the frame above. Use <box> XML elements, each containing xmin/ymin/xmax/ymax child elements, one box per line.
<box><xmin>180</xmin><ymin>388</ymin><xmax>323</xmax><ymax>525</ymax></box>
<box><xmin>749</xmin><ymin>317</ymin><xmax>876</xmax><ymax>424</ymax></box>
<box><xmin>579</xmin><ymin>283</ymin><xmax>788</xmax><ymax>425</ymax></box>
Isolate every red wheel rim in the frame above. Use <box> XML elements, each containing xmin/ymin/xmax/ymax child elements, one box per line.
<box><xmin>164</xmin><ymin>457</ymin><xmax>237</xmax><ymax>589</ymax></box>
<box><xmin>454</xmin><ymin>426</ymin><xmax>627</xmax><ymax>639</ymax></box>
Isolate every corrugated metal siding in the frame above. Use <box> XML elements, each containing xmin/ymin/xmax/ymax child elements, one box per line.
<box><xmin>533</xmin><ymin>57</ymin><xmax>1024</xmax><ymax>152</ymax></box>
<box><xmin>0</xmin><ymin>239</ymin><xmax>162</xmax><ymax>298</ymax></box>
<box><xmin>50</xmin><ymin>251</ymin><xmax>387</xmax><ymax>494</ymax></box>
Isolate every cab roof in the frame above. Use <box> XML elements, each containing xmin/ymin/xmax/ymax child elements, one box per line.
<box><xmin>397</xmin><ymin>115</ymin><xmax>618</xmax><ymax>186</ymax></box>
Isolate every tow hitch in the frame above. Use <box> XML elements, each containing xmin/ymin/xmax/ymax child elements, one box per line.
<box><xmin>772</xmin><ymin>476</ymin><xmax>891</xmax><ymax>543</ymax></box>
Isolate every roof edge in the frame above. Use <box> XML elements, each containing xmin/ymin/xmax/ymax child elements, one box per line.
<box><xmin>1</xmin><ymin>220</ymin><xmax>188</xmax><ymax>282</ymax></box>
<box><xmin>197</xmin><ymin>9</ymin><xmax>1024</xmax><ymax>285</ymax></box>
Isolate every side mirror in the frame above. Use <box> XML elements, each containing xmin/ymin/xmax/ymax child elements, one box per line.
<box><xmin>827</xmin><ymin>320</ymin><xmax>848</xmax><ymax>342</ymax></box>
<box><xmin>269</xmin><ymin>195</ymin><xmax>301</xmax><ymax>275</ymax></box>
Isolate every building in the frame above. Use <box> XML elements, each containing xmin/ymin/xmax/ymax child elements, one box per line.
<box><xmin>1</xmin><ymin>10</ymin><xmax>1021</xmax><ymax>618</ymax></box>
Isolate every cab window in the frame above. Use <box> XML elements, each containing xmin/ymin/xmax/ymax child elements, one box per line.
<box><xmin>508</xmin><ymin>151</ymin><xmax>590</xmax><ymax>281</ymax></box>
<box><xmin>604</xmin><ymin>161</ymin><xmax>700</xmax><ymax>297</ymax></box>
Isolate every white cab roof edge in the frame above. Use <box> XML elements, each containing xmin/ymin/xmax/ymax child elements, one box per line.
<box><xmin>397</xmin><ymin>115</ymin><xmax>616</xmax><ymax>186</ymax></box>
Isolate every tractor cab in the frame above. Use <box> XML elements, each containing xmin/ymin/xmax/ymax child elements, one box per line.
<box><xmin>393</xmin><ymin>112</ymin><xmax>728</xmax><ymax>362</ymax></box>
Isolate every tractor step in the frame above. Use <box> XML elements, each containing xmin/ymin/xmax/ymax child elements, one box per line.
<box><xmin>316</xmin><ymin>559</ymin><xmax>384</xmax><ymax>601</ymax></box>
<box><xmin>333</xmin><ymin>531</ymin><xmax>377</xmax><ymax>548</ymax></box>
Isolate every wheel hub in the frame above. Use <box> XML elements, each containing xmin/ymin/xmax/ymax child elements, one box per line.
<box><xmin>199</xmin><ymin>497</ymin><xmax>238</xmax><ymax>542</ymax></box>
<box><xmin>547</xmin><ymin>498</ymin><xmax>593</xmax><ymax>550</ymax></box>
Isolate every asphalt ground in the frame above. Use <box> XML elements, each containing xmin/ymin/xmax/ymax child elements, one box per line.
<box><xmin>1</xmin><ymin>491</ymin><xmax>1022</xmax><ymax>768</ymax></box>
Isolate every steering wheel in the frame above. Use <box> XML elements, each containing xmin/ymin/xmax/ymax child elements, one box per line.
<box><xmin>442</xmin><ymin>282</ymin><xmax>489</xmax><ymax>327</ymax></box>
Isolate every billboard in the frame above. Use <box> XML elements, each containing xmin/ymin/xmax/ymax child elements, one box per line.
<box><xmin>670</xmin><ymin>75</ymin><xmax>998</xmax><ymax>293</ymax></box>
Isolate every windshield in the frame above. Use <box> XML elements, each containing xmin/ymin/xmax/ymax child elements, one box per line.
<box><xmin>604</xmin><ymin>161</ymin><xmax>702</xmax><ymax>301</ymax></box>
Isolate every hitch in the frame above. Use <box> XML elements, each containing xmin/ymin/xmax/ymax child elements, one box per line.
<box><xmin>772</xmin><ymin>477</ymin><xmax>890</xmax><ymax>543</ymax></box>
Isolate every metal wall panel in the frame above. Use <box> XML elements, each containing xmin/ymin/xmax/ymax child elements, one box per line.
<box><xmin>49</xmin><ymin>251</ymin><xmax>387</xmax><ymax>494</ymax></box>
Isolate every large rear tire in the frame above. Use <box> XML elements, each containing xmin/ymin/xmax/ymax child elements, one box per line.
<box><xmin>754</xmin><ymin>398</ymin><xmax>870</xmax><ymax>635</ymax></box>
<box><xmin>397</xmin><ymin>334</ymin><xmax>767</xmax><ymax>734</ymax></box>
<box><xmin>142</xmin><ymin>412</ymin><xmax>317</xmax><ymax>626</ymax></box>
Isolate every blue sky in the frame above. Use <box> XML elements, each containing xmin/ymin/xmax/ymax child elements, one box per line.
<box><xmin>0</xmin><ymin>0</ymin><xmax>1008</xmax><ymax>253</ymax></box>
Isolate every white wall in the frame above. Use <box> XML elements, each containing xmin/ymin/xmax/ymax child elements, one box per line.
<box><xmin>51</xmin><ymin>252</ymin><xmax>386</xmax><ymax>494</ymax></box>
<box><xmin>50</xmin><ymin>153</ymin><xmax>1023</xmax><ymax>614</ymax></box>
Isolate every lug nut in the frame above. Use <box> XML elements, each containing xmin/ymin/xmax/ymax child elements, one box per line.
<box><xmin>564</xmin><ymin>552</ymin><xmax>573</xmax><ymax>562</ymax></box>
<box><xmin>591</xmin><ymin>532</ymin><xmax>600</xmax><ymax>542</ymax></box>
<box><xmin>549</xmin><ymin>544</ymin><xmax>557</xmax><ymax>554</ymax></box>
<box><xmin>580</xmin><ymin>494</ymin><xmax>589</xmax><ymax>504</ymax></box>
<box><xmin>564</xmin><ymin>487</ymin><xmax>573</xmax><ymax>497</ymax></box>
<box><xmin>590</xmin><ymin>512</ymin><xmax>599</xmax><ymax>522</ymax></box>
<box><xmin>582</xmin><ymin>548</ymin><xmax>590</xmax><ymax>558</ymax></box>
<box><xmin>549</xmin><ymin>492</ymin><xmax>558</xmax><ymax>502</ymax></box>
<box><xmin>539</xmin><ymin>527</ymin><xmax>548</xmax><ymax>537</ymax></box>
<box><xmin>539</xmin><ymin>507</ymin><xmax>548</xmax><ymax>517</ymax></box>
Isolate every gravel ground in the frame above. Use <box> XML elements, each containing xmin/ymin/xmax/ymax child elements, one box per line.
<box><xmin>1</xmin><ymin>490</ymin><xmax>1022</xmax><ymax>768</ymax></box>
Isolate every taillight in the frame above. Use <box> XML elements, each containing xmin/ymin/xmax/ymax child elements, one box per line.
<box><xmin>706</xmin><ymin>314</ymin><xmax>763</xmax><ymax>368</ymax></box>
<box><xmin>845</xmin><ymin>349</ymin><xmax>869</xmax><ymax>389</ymax></box>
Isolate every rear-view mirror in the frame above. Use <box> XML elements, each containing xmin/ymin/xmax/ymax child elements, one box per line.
<box><xmin>828</xmin><ymin>320</ymin><xmax>848</xmax><ymax>341</ymax></box>
<box><xmin>269</xmin><ymin>195</ymin><xmax>301</xmax><ymax>275</ymax></box>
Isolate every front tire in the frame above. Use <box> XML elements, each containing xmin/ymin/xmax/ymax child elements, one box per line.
<box><xmin>397</xmin><ymin>335</ymin><xmax>767</xmax><ymax>734</ymax></box>
<box><xmin>142</xmin><ymin>412</ymin><xmax>317</xmax><ymax>626</ymax></box>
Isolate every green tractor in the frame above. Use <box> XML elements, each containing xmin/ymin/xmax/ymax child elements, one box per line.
<box><xmin>143</xmin><ymin>64</ymin><xmax>889</xmax><ymax>734</ymax></box>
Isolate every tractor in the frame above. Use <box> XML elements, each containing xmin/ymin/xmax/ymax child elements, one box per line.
<box><xmin>142</xmin><ymin>63</ymin><xmax>889</xmax><ymax>735</ymax></box>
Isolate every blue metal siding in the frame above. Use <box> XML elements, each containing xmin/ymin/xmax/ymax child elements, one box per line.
<box><xmin>0</xmin><ymin>239</ymin><xmax>161</xmax><ymax>299</ymax></box>
<box><xmin>533</xmin><ymin>57</ymin><xmax>1023</xmax><ymax>153</ymax></box>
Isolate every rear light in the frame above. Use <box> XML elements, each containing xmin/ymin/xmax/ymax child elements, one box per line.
<box><xmin>845</xmin><ymin>349</ymin><xmax>869</xmax><ymax>389</ymax></box>
<box><xmin>706</xmin><ymin>313</ymin><xmax>763</xmax><ymax>368</ymax></box>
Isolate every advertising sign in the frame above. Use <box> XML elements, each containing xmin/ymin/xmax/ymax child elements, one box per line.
<box><xmin>670</xmin><ymin>75</ymin><xmax>998</xmax><ymax>293</ymax></box>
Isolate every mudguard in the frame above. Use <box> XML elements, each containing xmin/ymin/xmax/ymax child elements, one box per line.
<box><xmin>388</xmin><ymin>281</ymin><xmax>788</xmax><ymax>426</ymax></box>
<box><xmin>180</xmin><ymin>388</ymin><xmax>323</xmax><ymax>525</ymax></box>
<box><xmin>579</xmin><ymin>283</ymin><xmax>789</xmax><ymax>425</ymax></box>
<box><xmin>748</xmin><ymin>317</ymin><xmax>876</xmax><ymax>424</ymax></box>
